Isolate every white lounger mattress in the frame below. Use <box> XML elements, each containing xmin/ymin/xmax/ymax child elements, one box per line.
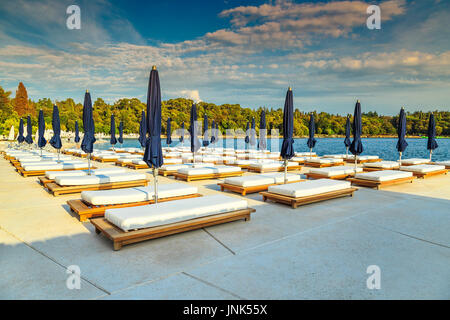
<box><xmin>306</xmin><ymin>158</ymin><xmax>342</xmax><ymax>164</ymax></box>
<box><xmin>81</xmin><ymin>183</ymin><xmax>198</xmax><ymax>205</ymax></box>
<box><xmin>354</xmin><ymin>170</ymin><xmax>413</xmax><ymax>182</ymax></box>
<box><xmin>177</xmin><ymin>166</ymin><xmax>241</xmax><ymax>175</ymax></box>
<box><xmin>105</xmin><ymin>194</ymin><xmax>248</xmax><ymax>231</ymax></box>
<box><xmin>224</xmin><ymin>173</ymin><xmax>301</xmax><ymax>187</ymax></box>
<box><xmin>268</xmin><ymin>179</ymin><xmax>351</xmax><ymax>198</ymax></box>
<box><xmin>55</xmin><ymin>172</ymin><xmax>146</xmax><ymax>186</ymax></box>
<box><xmin>45</xmin><ymin>167</ymin><xmax>126</xmax><ymax>179</ymax></box>
<box><xmin>400</xmin><ymin>164</ymin><xmax>445</xmax><ymax>174</ymax></box>
<box><xmin>400</xmin><ymin>158</ymin><xmax>430</xmax><ymax>165</ymax></box>
<box><xmin>22</xmin><ymin>162</ymin><xmax>88</xmax><ymax>171</ymax></box>
<box><xmin>249</xmin><ymin>161</ymin><xmax>297</xmax><ymax>169</ymax></box>
<box><xmin>309</xmin><ymin>166</ymin><xmax>362</xmax><ymax>177</ymax></box>
<box><xmin>364</xmin><ymin>161</ymin><xmax>399</xmax><ymax>169</ymax></box>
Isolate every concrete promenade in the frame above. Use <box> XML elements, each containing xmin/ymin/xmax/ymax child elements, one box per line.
<box><xmin>0</xmin><ymin>157</ymin><xmax>449</xmax><ymax>299</ymax></box>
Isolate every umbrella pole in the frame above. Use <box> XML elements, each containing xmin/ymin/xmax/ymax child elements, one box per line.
<box><xmin>40</xmin><ymin>147</ymin><xmax>42</xmax><ymax>157</ymax></box>
<box><xmin>399</xmin><ymin>152</ymin><xmax>402</xmax><ymax>165</ymax></box>
<box><xmin>58</xmin><ymin>149</ymin><xmax>60</xmax><ymax>163</ymax></box>
<box><xmin>346</xmin><ymin>147</ymin><xmax>348</xmax><ymax>158</ymax></box>
<box><xmin>153</xmin><ymin>167</ymin><xmax>158</xmax><ymax>204</ymax></box>
<box><xmin>310</xmin><ymin>148</ymin><xmax>312</xmax><ymax>159</ymax></box>
<box><xmin>354</xmin><ymin>156</ymin><xmax>357</xmax><ymax>170</ymax></box>
<box><xmin>88</xmin><ymin>153</ymin><xmax>91</xmax><ymax>175</ymax></box>
<box><xmin>430</xmin><ymin>150</ymin><xmax>432</xmax><ymax>161</ymax></box>
<box><xmin>284</xmin><ymin>159</ymin><xmax>288</xmax><ymax>184</ymax></box>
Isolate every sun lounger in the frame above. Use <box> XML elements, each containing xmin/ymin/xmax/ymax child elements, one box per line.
<box><xmin>92</xmin><ymin>154</ymin><xmax>121</xmax><ymax>162</ymax></box>
<box><xmin>127</xmin><ymin>160</ymin><xmax>149</xmax><ymax>169</ymax></box>
<box><xmin>348</xmin><ymin>170</ymin><xmax>415</xmax><ymax>189</ymax></box>
<box><xmin>399</xmin><ymin>158</ymin><xmax>430</xmax><ymax>166</ymax></box>
<box><xmin>67</xmin><ymin>183</ymin><xmax>201</xmax><ymax>221</ymax></box>
<box><xmin>18</xmin><ymin>162</ymin><xmax>96</xmax><ymax>177</ymax></box>
<box><xmin>247</xmin><ymin>161</ymin><xmax>301</xmax><ymax>173</ymax></box>
<box><xmin>295</xmin><ymin>152</ymin><xmax>317</xmax><ymax>157</ymax></box>
<box><xmin>399</xmin><ymin>164</ymin><xmax>447</xmax><ymax>179</ymax></box>
<box><xmin>218</xmin><ymin>172</ymin><xmax>303</xmax><ymax>195</ymax></box>
<box><xmin>305</xmin><ymin>166</ymin><xmax>363</xmax><ymax>180</ymax></box>
<box><xmin>45</xmin><ymin>172</ymin><xmax>148</xmax><ymax>196</ymax></box>
<box><xmin>344</xmin><ymin>155</ymin><xmax>381</xmax><ymax>164</ymax></box>
<box><xmin>304</xmin><ymin>158</ymin><xmax>345</xmax><ymax>168</ymax></box>
<box><xmin>432</xmin><ymin>160</ymin><xmax>450</xmax><ymax>169</ymax></box>
<box><xmin>260</xmin><ymin>179</ymin><xmax>357</xmax><ymax>208</ymax></box>
<box><xmin>173</xmin><ymin>166</ymin><xmax>243</xmax><ymax>181</ymax></box>
<box><xmin>363</xmin><ymin>161</ymin><xmax>400</xmax><ymax>171</ymax></box>
<box><xmin>322</xmin><ymin>154</ymin><xmax>347</xmax><ymax>159</ymax></box>
<box><xmin>38</xmin><ymin>167</ymin><xmax>127</xmax><ymax>187</ymax></box>
<box><xmin>91</xmin><ymin>195</ymin><xmax>254</xmax><ymax>250</ymax></box>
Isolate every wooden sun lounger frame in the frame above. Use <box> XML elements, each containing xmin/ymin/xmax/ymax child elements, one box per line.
<box><xmin>67</xmin><ymin>193</ymin><xmax>203</xmax><ymax>222</ymax></box>
<box><xmin>344</xmin><ymin>158</ymin><xmax>381</xmax><ymax>164</ymax></box>
<box><xmin>173</xmin><ymin>170</ymin><xmax>244</xmax><ymax>182</ymax></box>
<box><xmin>362</xmin><ymin>167</ymin><xmax>399</xmax><ymax>172</ymax></box>
<box><xmin>91</xmin><ymin>207</ymin><xmax>255</xmax><ymax>250</ymax></box>
<box><xmin>304</xmin><ymin>161</ymin><xmax>345</xmax><ymax>168</ymax></box>
<box><xmin>260</xmin><ymin>187</ymin><xmax>357</xmax><ymax>208</ymax></box>
<box><xmin>45</xmin><ymin>179</ymin><xmax>148</xmax><ymax>196</ymax></box>
<box><xmin>92</xmin><ymin>156</ymin><xmax>119</xmax><ymax>163</ymax></box>
<box><xmin>126</xmin><ymin>163</ymin><xmax>149</xmax><ymax>169</ymax></box>
<box><xmin>218</xmin><ymin>179</ymin><xmax>303</xmax><ymax>196</ymax></box>
<box><xmin>347</xmin><ymin>176</ymin><xmax>415</xmax><ymax>189</ymax></box>
<box><xmin>406</xmin><ymin>169</ymin><xmax>448</xmax><ymax>179</ymax></box>
<box><xmin>304</xmin><ymin>172</ymin><xmax>354</xmax><ymax>180</ymax></box>
<box><xmin>247</xmin><ymin>165</ymin><xmax>303</xmax><ymax>173</ymax></box>
<box><xmin>18</xmin><ymin>166</ymin><xmax>97</xmax><ymax>177</ymax></box>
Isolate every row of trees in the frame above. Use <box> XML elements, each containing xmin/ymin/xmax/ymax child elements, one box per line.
<box><xmin>1</xmin><ymin>83</ymin><xmax>449</xmax><ymax>137</ymax></box>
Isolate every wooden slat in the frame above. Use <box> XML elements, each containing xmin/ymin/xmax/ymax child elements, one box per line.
<box><xmin>304</xmin><ymin>162</ymin><xmax>345</xmax><ymax>168</ymax></box>
<box><xmin>247</xmin><ymin>165</ymin><xmax>302</xmax><ymax>173</ymax></box>
<box><xmin>91</xmin><ymin>208</ymin><xmax>255</xmax><ymax>250</ymax></box>
<box><xmin>304</xmin><ymin>173</ymin><xmax>351</xmax><ymax>180</ymax></box>
<box><xmin>347</xmin><ymin>176</ymin><xmax>415</xmax><ymax>189</ymax></box>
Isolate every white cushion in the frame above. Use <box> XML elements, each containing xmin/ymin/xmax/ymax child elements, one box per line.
<box><xmin>23</xmin><ymin>162</ymin><xmax>88</xmax><ymax>171</ymax></box>
<box><xmin>131</xmin><ymin>160</ymin><xmax>147</xmax><ymax>165</ymax></box>
<box><xmin>260</xmin><ymin>172</ymin><xmax>302</xmax><ymax>183</ymax></box>
<box><xmin>400</xmin><ymin>164</ymin><xmax>445</xmax><ymax>174</ymax></box>
<box><xmin>400</xmin><ymin>158</ymin><xmax>430</xmax><ymax>165</ymax></box>
<box><xmin>55</xmin><ymin>172</ymin><xmax>146</xmax><ymax>186</ymax></box>
<box><xmin>99</xmin><ymin>154</ymin><xmax>119</xmax><ymax>159</ymax></box>
<box><xmin>306</xmin><ymin>158</ymin><xmax>341</xmax><ymax>164</ymax></box>
<box><xmin>249</xmin><ymin>161</ymin><xmax>297</xmax><ymax>169</ymax></box>
<box><xmin>161</xmin><ymin>164</ymin><xmax>188</xmax><ymax>171</ymax></box>
<box><xmin>224</xmin><ymin>175</ymin><xmax>275</xmax><ymax>187</ymax></box>
<box><xmin>268</xmin><ymin>179</ymin><xmax>351</xmax><ymax>198</ymax></box>
<box><xmin>82</xmin><ymin>183</ymin><xmax>198</xmax><ymax>205</ymax></box>
<box><xmin>364</xmin><ymin>161</ymin><xmax>399</xmax><ymax>169</ymax></box>
<box><xmin>212</xmin><ymin>166</ymin><xmax>242</xmax><ymax>173</ymax></box>
<box><xmin>45</xmin><ymin>167</ymin><xmax>125</xmax><ymax>179</ymax></box>
<box><xmin>105</xmin><ymin>195</ymin><xmax>248</xmax><ymax>231</ymax></box>
<box><xmin>177</xmin><ymin>167</ymin><xmax>215</xmax><ymax>175</ymax></box>
<box><xmin>354</xmin><ymin>170</ymin><xmax>413</xmax><ymax>182</ymax></box>
<box><xmin>434</xmin><ymin>161</ymin><xmax>450</xmax><ymax>166</ymax></box>
<box><xmin>322</xmin><ymin>154</ymin><xmax>347</xmax><ymax>159</ymax></box>
<box><xmin>295</xmin><ymin>152</ymin><xmax>316</xmax><ymax>156</ymax></box>
<box><xmin>163</xmin><ymin>158</ymin><xmax>182</xmax><ymax>164</ymax></box>
<box><xmin>309</xmin><ymin>166</ymin><xmax>362</xmax><ymax>177</ymax></box>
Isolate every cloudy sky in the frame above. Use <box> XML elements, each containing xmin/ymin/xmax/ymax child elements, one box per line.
<box><xmin>0</xmin><ymin>0</ymin><xmax>449</xmax><ymax>114</ymax></box>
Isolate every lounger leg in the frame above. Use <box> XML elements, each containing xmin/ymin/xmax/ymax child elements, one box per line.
<box><xmin>242</xmin><ymin>190</ymin><xmax>246</xmax><ymax>196</ymax></box>
<box><xmin>95</xmin><ymin>227</ymin><xmax>101</xmax><ymax>235</ymax></box>
<box><xmin>80</xmin><ymin>215</ymin><xmax>88</xmax><ymax>222</ymax></box>
<box><xmin>291</xmin><ymin>202</ymin><xmax>297</xmax><ymax>209</ymax></box>
<box><xmin>113</xmin><ymin>241</ymin><xmax>122</xmax><ymax>251</ymax></box>
<box><xmin>262</xmin><ymin>195</ymin><xmax>267</xmax><ymax>202</ymax></box>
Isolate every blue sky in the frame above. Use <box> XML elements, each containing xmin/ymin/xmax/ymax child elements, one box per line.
<box><xmin>0</xmin><ymin>0</ymin><xmax>449</xmax><ymax>115</ymax></box>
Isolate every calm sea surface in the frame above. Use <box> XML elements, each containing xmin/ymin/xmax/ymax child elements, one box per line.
<box><xmin>96</xmin><ymin>137</ymin><xmax>449</xmax><ymax>162</ymax></box>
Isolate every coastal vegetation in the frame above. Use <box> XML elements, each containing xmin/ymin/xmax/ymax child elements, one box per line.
<box><xmin>1</xmin><ymin>83</ymin><xmax>449</xmax><ymax>137</ymax></box>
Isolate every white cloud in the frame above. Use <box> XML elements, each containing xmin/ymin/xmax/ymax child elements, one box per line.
<box><xmin>179</xmin><ymin>90</ymin><xmax>201</xmax><ymax>103</ymax></box>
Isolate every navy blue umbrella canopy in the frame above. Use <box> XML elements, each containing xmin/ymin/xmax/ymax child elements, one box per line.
<box><xmin>189</xmin><ymin>104</ymin><xmax>201</xmax><ymax>153</ymax></box>
<box><xmin>202</xmin><ymin>114</ymin><xmax>209</xmax><ymax>147</ymax></box>
<box><xmin>74</xmin><ymin>121</ymin><xmax>80</xmax><ymax>143</ymax></box>
<box><xmin>250</xmin><ymin>117</ymin><xmax>256</xmax><ymax>146</ymax></box>
<box><xmin>25</xmin><ymin>115</ymin><xmax>33</xmax><ymax>144</ymax></box>
<box><xmin>37</xmin><ymin>109</ymin><xmax>46</xmax><ymax>148</ymax></box>
<box><xmin>50</xmin><ymin>105</ymin><xmax>62</xmax><ymax>149</ymax></box>
<box><xmin>306</xmin><ymin>113</ymin><xmax>316</xmax><ymax>149</ymax></box>
<box><xmin>258</xmin><ymin>110</ymin><xmax>267</xmax><ymax>150</ymax></box>
<box><xmin>166</xmin><ymin>117</ymin><xmax>172</xmax><ymax>145</ymax></box>
<box><xmin>344</xmin><ymin>115</ymin><xmax>351</xmax><ymax>148</ymax></box>
<box><xmin>143</xmin><ymin>65</ymin><xmax>163</xmax><ymax>169</ymax></box>
<box><xmin>427</xmin><ymin>113</ymin><xmax>438</xmax><ymax>152</ymax></box>
<box><xmin>349</xmin><ymin>100</ymin><xmax>363</xmax><ymax>156</ymax></box>
<box><xmin>81</xmin><ymin>91</ymin><xmax>96</xmax><ymax>154</ymax></box>
<box><xmin>280</xmin><ymin>88</ymin><xmax>295</xmax><ymax>160</ymax></box>
<box><xmin>138</xmin><ymin>110</ymin><xmax>147</xmax><ymax>148</ymax></box>
<box><xmin>179</xmin><ymin>122</ymin><xmax>184</xmax><ymax>143</ymax></box>
<box><xmin>210</xmin><ymin>120</ymin><xmax>216</xmax><ymax>143</ymax></box>
<box><xmin>396</xmin><ymin>108</ymin><xmax>408</xmax><ymax>154</ymax></box>
<box><xmin>110</xmin><ymin>114</ymin><xmax>117</xmax><ymax>146</ymax></box>
<box><xmin>17</xmin><ymin>118</ymin><xmax>25</xmax><ymax>143</ymax></box>
<box><xmin>118</xmin><ymin>121</ymin><xmax>124</xmax><ymax>144</ymax></box>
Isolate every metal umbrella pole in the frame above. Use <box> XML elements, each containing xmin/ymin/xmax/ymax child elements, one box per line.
<box><xmin>284</xmin><ymin>159</ymin><xmax>288</xmax><ymax>184</ymax></box>
<box><xmin>153</xmin><ymin>167</ymin><xmax>158</xmax><ymax>204</ymax></box>
<box><xmin>399</xmin><ymin>151</ymin><xmax>402</xmax><ymax>165</ymax></box>
<box><xmin>88</xmin><ymin>153</ymin><xmax>91</xmax><ymax>175</ymax></box>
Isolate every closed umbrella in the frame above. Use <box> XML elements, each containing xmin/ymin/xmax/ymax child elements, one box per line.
<box><xmin>189</xmin><ymin>103</ymin><xmax>201</xmax><ymax>162</ymax></box>
<box><xmin>179</xmin><ymin>122</ymin><xmax>185</xmax><ymax>146</ymax></box>
<box><xmin>210</xmin><ymin>120</ymin><xmax>216</xmax><ymax>144</ymax></box>
<box><xmin>143</xmin><ymin>65</ymin><xmax>163</xmax><ymax>203</ymax></box>
<box><xmin>74</xmin><ymin>121</ymin><xmax>80</xmax><ymax>146</ymax></box>
<box><xmin>258</xmin><ymin>110</ymin><xmax>267</xmax><ymax>152</ymax></box>
<box><xmin>349</xmin><ymin>100</ymin><xmax>364</xmax><ymax>169</ymax></box>
<box><xmin>166</xmin><ymin>117</ymin><xmax>172</xmax><ymax>146</ymax></box>
<box><xmin>396</xmin><ymin>107</ymin><xmax>408</xmax><ymax>164</ymax></box>
<box><xmin>118</xmin><ymin>121</ymin><xmax>124</xmax><ymax>146</ymax></box>
<box><xmin>307</xmin><ymin>113</ymin><xmax>316</xmax><ymax>159</ymax></box>
<box><xmin>81</xmin><ymin>90</ymin><xmax>96</xmax><ymax>174</ymax></box>
<box><xmin>280</xmin><ymin>87</ymin><xmax>295</xmax><ymax>183</ymax></box>
<box><xmin>250</xmin><ymin>117</ymin><xmax>256</xmax><ymax>148</ymax></box>
<box><xmin>344</xmin><ymin>115</ymin><xmax>351</xmax><ymax>157</ymax></box>
<box><xmin>50</xmin><ymin>105</ymin><xmax>63</xmax><ymax>162</ymax></box>
<box><xmin>110</xmin><ymin>114</ymin><xmax>117</xmax><ymax>149</ymax></box>
<box><xmin>17</xmin><ymin>118</ymin><xmax>25</xmax><ymax>145</ymax></box>
<box><xmin>25</xmin><ymin>115</ymin><xmax>33</xmax><ymax>146</ymax></box>
<box><xmin>244</xmin><ymin>121</ymin><xmax>250</xmax><ymax>149</ymax></box>
<box><xmin>202</xmin><ymin>114</ymin><xmax>209</xmax><ymax>147</ymax></box>
<box><xmin>427</xmin><ymin>113</ymin><xmax>438</xmax><ymax>160</ymax></box>
<box><xmin>138</xmin><ymin>110</ymin><xmax>147</xmax><ymax>149</ymax></box>
<box><xmin>37</xmin><ymin>109</ymin><xmax>46</xmax><ymax>155</ymax></box>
